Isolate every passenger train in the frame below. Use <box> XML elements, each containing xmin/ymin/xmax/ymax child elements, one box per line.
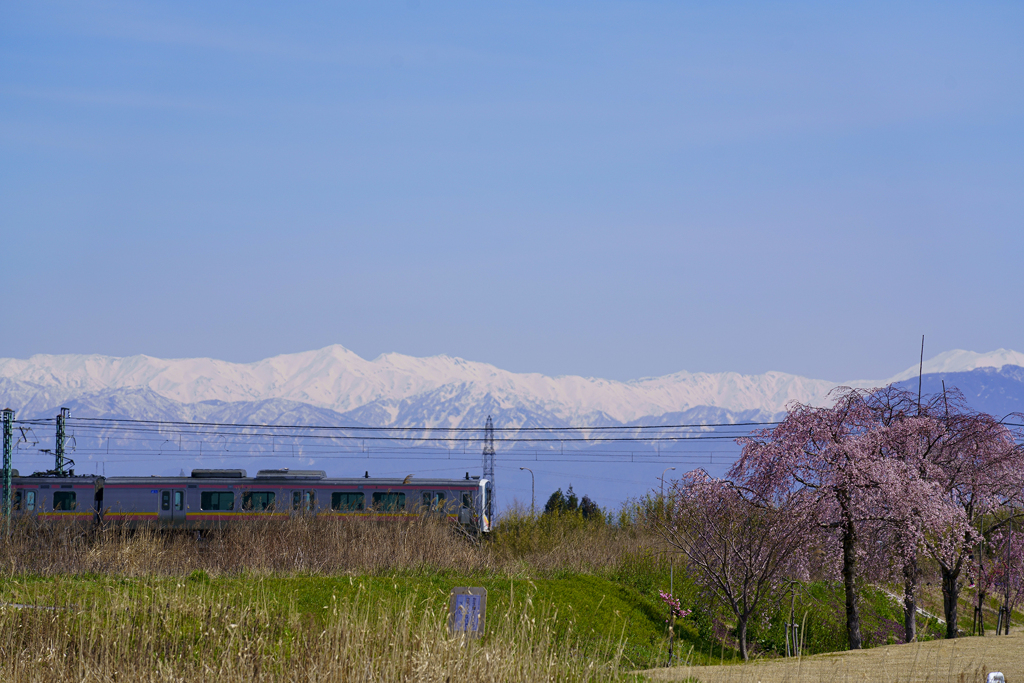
<box><xmin>6</xmin><ymin>468</ymin><xmax>495</xmax><ymax>533</ymax></box>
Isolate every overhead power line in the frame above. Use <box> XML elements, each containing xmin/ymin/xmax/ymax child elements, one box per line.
<box><xmin>10</xmin><ymin>415</ymin><xmax>772</xmax><ymax>445</ymax></box>
<box><xmin>41</xmin><ymin>415</ymin><xmax>780</xmax><ymax>431</ymax></box>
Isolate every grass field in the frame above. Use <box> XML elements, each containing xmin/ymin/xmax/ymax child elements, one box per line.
<box><xmin>0</xmin><ymin>573</ymin><xmax>638</xmax><ymax>681</ymax></box>
<box><xmin>0</xmin><ymin>570</ymin><xmax>675</xmax><ymax>671</ymax></box>
<box><xmin>0</xmin><ymin>513</ymin><xmax>676</xmax><ymax>680</ymax></box>
<box><xmin>0</xmin><ymin>513</ymin><xmax>1019</xmax><ymax>681</ymax></box>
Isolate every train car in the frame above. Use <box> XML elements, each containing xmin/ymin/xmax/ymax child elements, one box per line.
<box><xmin>9</xmin><ymin>470</ymin><xmax>104</xmax><ymax>520</ymax></box>
<box><xmin>99</xmin><ymin>468</ymin><xmax>493</xmax><ymax>532</ymax></box>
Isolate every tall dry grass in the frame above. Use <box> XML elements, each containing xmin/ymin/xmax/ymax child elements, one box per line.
<box><xmin>0</xmin><ymin>512</ymin><xmax>660</xmax><ymax>680</ymax></box>
<box><xmin>487</xmin><ymin>507</ymin><xmax>657</xmax><ymax>574</ymax></box>
<box><xmin>0</xmin><ymin>510</ymin><xmax>658</xmax><ymax>577</ymax></box>
<box><xmin>0</xmin><ymin>576</ymin><xmax>627</xmax><ymax>682</ymax></box>
<box><xmin>0</xmin><ymin>513</ymin><xmax>486</xmax><ymax>576</ymax></box>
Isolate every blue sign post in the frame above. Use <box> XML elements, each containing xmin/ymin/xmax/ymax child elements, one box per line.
<box><xmin>448</xmin><ymin>587</ymin><xmax>487</xmax><ymax>638</ymax></box>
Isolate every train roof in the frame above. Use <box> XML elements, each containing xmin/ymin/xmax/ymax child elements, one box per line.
<box><xmin>11</xmin><ymin>472</ymin><xmax>104</xmax><ymax>484</ymax></box>
<box><xmin>102</xmin><ymin>475</ymin><xmax>480</xmax><ymax>487</ymax></box>
<box><xmin>8</xmin><ymin>469</ymin><xmax>482</xmax><ymax>487</ymax></box>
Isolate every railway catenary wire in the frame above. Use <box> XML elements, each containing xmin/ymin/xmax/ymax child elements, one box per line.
<box><xmin>21</xmin><ymin>430</ymin><xmax>758</xmax><ymax>444</ymax></box>
<box><xmin>10</xmin><ymin>450</ymin><xmax>744</xmax><ymax>464</ymax></box>
<box><xmin>12</xmin><ymin>418</ymin><xmax>772</xmax><ymax>443</ymax></box>
<box><xmin>15</xmin><ymin>415</ymin><xmax>1024</xmax><ymax>437</ymax></box>
<box><xmin>23</xmin><ymin>416</ymin><xmax>782</xmax><ymax>430</ymax></box>
<box><xmin>11</xmin><ymin>416</ymin><xmax>1023</xmax><ymax>468</ymax></box>
<box><xmin>17</xmin><ymin>421</ymin><xmax>767</xmax><ymax>434</ymax></box>
<box><xmin>23</xmin><ymin>414</ymin><xmax>965</xmax><ymax>480</ymax></box>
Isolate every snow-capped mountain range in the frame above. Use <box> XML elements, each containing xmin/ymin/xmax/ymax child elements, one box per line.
<box><xmin>2</xmin><ymin>346</ymin><xmax>1023</xmax><ymax>428</ymax></box>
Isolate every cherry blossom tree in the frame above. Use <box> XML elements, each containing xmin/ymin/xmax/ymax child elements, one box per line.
<box><xmin>731</xmin><ymin>388</ymin><xmax>947</xmax><ymax>650</ymax></box>
<box><xmin>976</xmin><ymin>526</ymin><xmax>1024</xmax><ymax>633</ymax></box>
<box><xmin>857</xmin><ymin>387</ymin><xmax>1024</xmax><ymax>640</ymax></box>
<box><xmin>729</xmin><ymin>384</ymin><xmax>1024</xmax><ymax>645</ymax></box>
<box><xmin>916</xmin><ymin>396</ymin><xmax>1024</xmax><ymax>637</ymax></box>
<box><xmin>660</xmin><ymin>469</ymin><xmax>806</xmax><ymax>661</ymax></box>
<box><xmin>991</xmin><ymin>527</ymin><xmax>1024</xmax><ymax>624</ymax></box>
<box><xmin>861</xmin><ymin>386</ymin><xmax>950</xmax><ymax>643</ymax></box>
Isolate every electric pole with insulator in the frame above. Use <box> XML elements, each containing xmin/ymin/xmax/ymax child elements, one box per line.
<box><xmin>482</xmin><ymin>415</ymin><xmax>495</xmax><ymax>486</ymax></box>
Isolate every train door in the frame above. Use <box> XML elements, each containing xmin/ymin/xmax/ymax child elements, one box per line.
<box><xmin>13</xmin><ymin>489</ymin><xmax>37</xmax><ymax>514</ymax></box>
<box><xmin>172</xmin><ymin>489</ymin><xmax>185</xmax><ymax>522</ymax></box>
<box><xmin>159</xmin><ymin>489</ymin><xmax>186</xmax><ymax>523</ymax></box>
<box><xmin>159</xmin><ymin>490</ymin><xmax>172</xmax><ymax>521</ymax></box>
<box><xmin>291</xmin><ymin>489</ymin><xmax>316</xmax><ymax>512</ymax></box>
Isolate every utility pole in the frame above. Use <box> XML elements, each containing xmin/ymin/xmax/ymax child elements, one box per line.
<box><xmin>661</xmin><ymin>467</ymin><xmax>676</xmax><ymax>499</ymax></box>
<box><xmin>917</xmin><ymin>335</ymin><xmax>925</xmax><ymax>413</ymax></box>
<box><xmin>786</xmin><ymin>582</ymin><xmax>800</xmax><ymax>656</ymax></box>
<box><xmin>520</xmin><ymin>467</ymin><xmax>534</xmax><ymax>513</ymax></box>
<box><xmin>55</xmin><ymin>407</ymin><xmax>70</xmax><ymax>475</ymax></box>
<box><xmin>482</xmin><ymin>415</ymin><xmax>495</xmax><ymax>486</ymax></box>
<box><xmin>667</xmin><ymin>563</ymin><xmax>675</xmax><ymax>666</ymax></box>
<box><xmin>1005</xmin><ymin>523</ymin><xmax>1013</xmax><ymax>635</ymax></box>
<box><xmin>974</xmin><ymin>534</ymin><xmax>986</xmax><ymax>636</ymax></box>
<box><xmin>2</xmin><ymin>408</ymin><xmax>14</xmax><ymax>532</ymax></box>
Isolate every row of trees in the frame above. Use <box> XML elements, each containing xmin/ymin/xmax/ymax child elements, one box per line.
<box><xmin>544</xmin><ymin>485</ymin><xmax>603</xmax><ymax>519</ymax></box>
<box><xmin>661</xmin><ymin>386</ymin><xmax>1024</xmax><ymax>659</ymax></box>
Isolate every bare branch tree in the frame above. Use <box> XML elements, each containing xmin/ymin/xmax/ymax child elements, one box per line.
<box><xmin>658</xmin><ymin>469</ymin><xmax>806</xmax><ymax>661</ymax></box>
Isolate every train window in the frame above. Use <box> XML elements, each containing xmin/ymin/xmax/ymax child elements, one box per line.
<box><xmin>161</xmin><ymin>491</ymin><xmax>171</xmax><ymax>511</ymax></box>
<box><xmin>462</xmin><ymin>493</ymin><xmax>472</xmax><ymax>509</ymax></box>
<box><xmin>242</xmin><ymin>492</ymin><xmax>276</xmax><ymax>511</ymax></box>
<box><xmin>331</xmin><ymin>492</ymin><xmax>364</xmax><ymax>511</ymax></box>
<box><xmin>371</xmin><ymin>492</ymin><xmax>406</xmax><ymax>512</ymax></box>
<box><xmin>200</xmin><ymin>491</ymin><xmax>234</xmax><ymax>511</ymax></box>
<box><xmin>422</xmin><ymin>491</ymin><xmax>446</xmax><ymax>510</ymax></box>
<box><xmin>291</xmin><ymin>490</ymin><xmax>315</xmax><ymax>511</ymax></box>
<box><xmin>13</xmin><ymin>491</ymin><xmax>21</xmax><ymax>511</ymax></box>
<box><xmin>25</xmin><ymin>491</ymin><xmax>35</xmax><ymax>512</ymax></box>
<box><xmin>52</xmin><ymin>491</ymin><xmax>77</xmax><ymax>511</ymax></box>
<box><xmin>173</xmin><ymin>491</ymin><xmax>183</xmax><ymax>511</ymax></box>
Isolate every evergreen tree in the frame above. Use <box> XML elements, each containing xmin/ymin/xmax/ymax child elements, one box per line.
<box><xmin>565</xmin><ymin>485</ymin><xmax>579</xmax><ymax>512</ymax></box>
<box><xmin>579</xmin><ymin>494</ymin><xmax>602</xmax><ymax>520</ymax></box>
<box><xmin>544</xmin><ymin>488</ymin><xmax>568</xmax><ymax>514</ymax></box>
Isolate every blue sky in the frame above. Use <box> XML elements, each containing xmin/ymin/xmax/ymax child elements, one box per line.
<box><xmin>2</xmin><ymin>1</ymin><xmax>1022</xmax><ymax>382</ymax></box>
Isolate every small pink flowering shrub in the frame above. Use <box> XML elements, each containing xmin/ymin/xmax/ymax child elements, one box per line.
<box><xmin>659</xmin><ymin>590</ymin><xmax>692</xmax><ymax>620</ymax></box>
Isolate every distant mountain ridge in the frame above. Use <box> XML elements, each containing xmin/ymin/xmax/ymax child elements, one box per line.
<box><xmin>892</xmin><ymin>364</ymin><xmax>1024</xmax><ymax>419</ymax></box>
<box><xmin>2</xmin><ymin>346</ymin><xmax>1023</xmax><ymax>428</ymax></box>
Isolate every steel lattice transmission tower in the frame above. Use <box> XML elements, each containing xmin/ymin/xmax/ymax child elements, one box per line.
<box><xmin>55</xmin><ymin>407</ymin><xmax>71</xmax><ymax>476</ymax></box>
<box><xmin>482</xmin><ymin>415</ymin><xmax>495</xmax><ymax>485</ymax></box>
<box><xmin>2</xmin><ymin>408</ymin><xmax>14</xmax><ymax>527</ymax></box>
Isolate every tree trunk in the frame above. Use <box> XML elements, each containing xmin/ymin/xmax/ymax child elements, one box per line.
<box><xmin>976</xmin><ymin>540</ymin><xmax>986</xmax><ymax>636</ymax></box>
<box><xmin>903</xmin><ymin>555</ymin><xmax>918</xmax><ymax>642</ymax></box>
<box><xmin>737</xmin><ymin>615</ymin><xmax>749</xmax><ymax>662</ymax></box>
<box><xmin>842</xmin><ymin>522</ymin><xmax>863</xmax><ymax>649</ymax></box>
<box><xmin>977</xmin><ymin>588</ymin><xmax>987</xmax><ymax>636</ymax></box>
<box><xmin>941</xmin><ymin>565</ymin><xmax>960</xmax><ymax>639</ymax></box>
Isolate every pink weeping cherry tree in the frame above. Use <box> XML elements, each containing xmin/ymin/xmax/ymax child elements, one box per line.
<box><xmin>987</xmin><ymin>528</ymin><xmax>1024</xmax><ymax>624</ymax></box>
<box><xmin>859</xmin><ymin>386</ymin><xmax>953</xmax><ymax>643</ymax></box>
<box><xmin>731</xmin><ymin>388</ymin><xmax>950</xmax><ymax>650</ymax></box>
<box><xmin>975</xmin><ymin>528</ymin><xmax>1024</xmax><ymax>632</ymax></box>
<box><xmin>916</xmin><ymin>397</ymin><xmax>1024</xmax><ymax>638</ymax></box>
<box><xmin>659</xmin><ymin>469</ymin><xmax>806</xmax><ymax>661</ymax></box>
